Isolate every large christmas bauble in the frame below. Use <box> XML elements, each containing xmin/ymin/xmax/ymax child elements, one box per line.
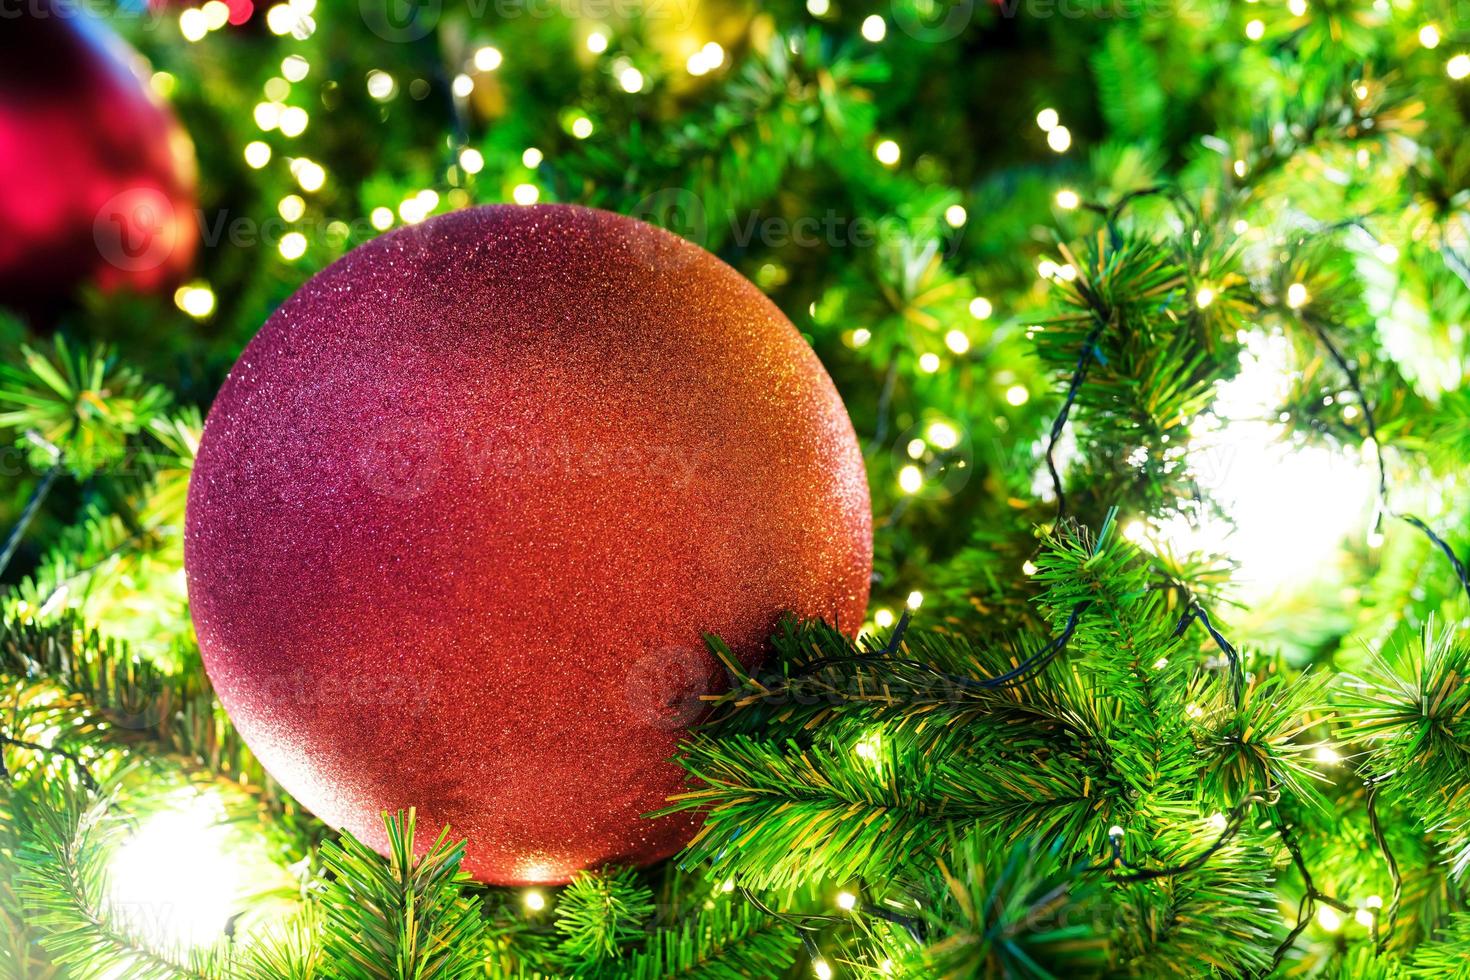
<box><xmin>185</xmin><ymin>204</ymin><xmax>871</xmax><ymax>884</ymax></box>
<box><xmin>0</xmin><ymin>1</ymin><xmax>197</xmax><ymax>310</ymax></box>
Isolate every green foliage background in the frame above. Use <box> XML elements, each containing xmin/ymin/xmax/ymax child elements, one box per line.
<box><xmin>4</xmin><ymin>0</ymin><xmax>1470</xmax><ymax>975</ymax></box>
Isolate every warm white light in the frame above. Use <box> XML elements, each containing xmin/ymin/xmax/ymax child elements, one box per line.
<box><xmin>918</xmin><ymin>352</ymin><xmax>940</xmax><ymax>373</ymax></box>
<box><xmin>618</xmin><ymin>67</ymin><xmax>645</xmax><ymax>93</ymax></box>
<box><xmin>278</xmin><ymin>106</ymin><xmax>308</xmax><ymax>138</ymax></box>
<box><xmin>278</xmin><ymin>232</ymin><xmax>307</xmax><ymax>260</ymax></box>
<box><xmin>854</xmin><ymin>736</ymin><xmax>880</xmax><ymax>761</ymax></box>
<box><xmin>1286</xmin><ymin>282</ymin><xmax>1310</xmax><ymax>309</ymax></box>
<box><xmin>1233</xmin><ymin>219</ymin><xmax>1249</xmax><ymax>235</ymax></box>
<box><xmin>1047</xmin><ymin>126</ymin><xmax>1072</xmax><ymax>152</ymax></box>
<box><xmin>807</xmin><ymin>0</ymin><xmax>829</xmax><ymax>14</ymax></box>
<box><xmin>459</xmin><ymin>148</ymin><xmax>484</xmax><ymax>174</ymax></box>
<box><xmin>1195</xmin><ymin>286</ymin><xmax>1216</xmax><ymax>309</ymax></box>
<box><xmin>243</xmin><ymin>141</ymin><xmax>271</xmax><ymax>168</ymax></box>
<box><xmin>906</xmin><ymin>591</ymin><xmax>924</xmax><ymax>610</ymax></box>
<box><xmin>253</xmin><ymin>102</ymin><xmax>282</xmax><ymax>130</ymax></box>
<box><xmin>371</xmin><ymin>207</ymin><xmax>394</xmax><ymax>230</ymax></box>
<box><xmin>107</xmin><ymin>793</ymin><xmax>247</xmax><ymax>949</ymax></box>
<box><xmin>1287</xmin><ymin>0</ymin><xmax>1306</xmax><ymax>16</ymax></box>
<box><xmin>945</xmin><ymin>204</ymin><xmax>967</xmax><ymax>227</ymax></box>
<box><xmin>522</xmin><ymin>147</ymin><xmax>544</xmax><ymax>168</ymax></box>
<box><xmin>1315</xmin><ymin>744</ymin><xmax>1341</xmax><ymax>764</ymax></box>
<box><xmin>452</xmin><ymin>73</ymin><xmax>475</xmax><ymax>98</ymax></box>
<box><xmin>945</xmin><ymin>329</ymin><xmax>970</xmax><ymax>354</ymax></box>
<box><xmin>898</xmin><ymin>465</ymin><xmax>923</xmax><ymax>494</ymax></box>
<box><xmin>1355</xmin><ymin>908</ymin><xmax>1375</xmax><ymax>927</ymax></box>
<box><xmin>836</xmin><ymin>891</ymin><xmax>857</xmax><ymax>910</ymax></box>
<box><xmin>1155</xmin><ymin>332</ymin><xmax>1376</xmax><ymax>597</ymax></box>
<box><xmin>282</xmin><ymin>54</ymin><xmax>310</xmax><ymax>81</ymax></box>
<box><xmin>1038</xmin><ymin>259</ymin><xmax>1059</xmax><ymax>279</ymax></box>
<box><xmin>174</xmin><ymin>283</ymin><xmax>215</xmax><ymax>319</ymax></box>
<box><xmin>1366</xmin><ymin>895</ymin><xmax>1383</xmax><ymax>908</ymax></box>
<box><xmin>1055</xmin><ymin>189</ymin><xmax>1080</xmax><ymax>210</ymax></box>
<box><xmin>1245</xmin><ymin>18</ymin><xmax>1265</xmax><ymax>40</ymax></box>
<box><xmin>1449</xmin><ymin>55</ymin><xmax>1470</xmax><ymax>81</ymax></box>
<box><xmin>1108</xmin><ymin>825</ymin><xmax>1125</xmax><ymax>838</ymax></box>
<box><xmin>292</xmin><ymin>159</ymin><xmax>325</xmax><ymax>192</ymax></box>
<box><xmin>278</xmin><ymin>194</ymin><xmax>305</xmax><ymax>221</ymax></box>
<box><xmin>367</xmin><ymin>70</ymin><xmax>395</xmax><ymax>100</ymax></box>
<box><xmin>907</xmin><ymin>438</ymin><xmax>926</xmax><ymax>459</ymax></box>
<box><xmin>1209</xmin><ymin>812</ymin><xmax>1228</xmax><ymax>831</ymax></box>
<box><xmin>926</xmin><ymin>421</ymin><xmax>960</xmax><ymax>449</ymax></box>
<box><xmin>969</xmin><ymin>296</ymin><xmax>993</xmax><ymax>319</ymax></box>
<box><xmin>1036</xmin><ymin>107</ymin><xmax>1059</xmax><ymax>131</ymax></box>
<box><xmin>1376</xmin><ymin>243</ymin><xmax>1399</xmax><ymax>263</ymax></box>
<box><xmin>586</xmin><ymin>31</ymin><xmax>608</xmax><ymax>54</ymax></box>
<box><xmin>179</xmin><ymin>8</ymin><xmax>208</xmax><ymax>42</ymax></box>
<box><xmin>721</xmin><ymin>878</ymin><xmax>735</xmax><ymax>893</ymax></box>
<box><xmin>474</xmin><ymin>46</ymin><xmax>503</xmax><ymax>72</ymax></box>
<box><xmin>851</xmin><ymin>328</ymin><xmax>871</xmax><ymax>347</ymax></box>
<box><xmin>1317</xmin><ymin>906</ymin><xmax>1342</xmax><ymax>931</ymax></box>
<box><xmin>571</xmin><ymin>116</ymin><xmax>595</xmax><ymax>139</ymax></box>
<box><xmin>861</xmin><ymin>14</ymin><xmax>886</xmax><ymax>41</ymax></box>
<box><xmin>1022</xmin><ymin>560</ymin><xmax>1038</xmax><ymax>576</ymax></box>
<box><xmin>874</xmin><ymin>139</ymin><xmax>901</xmax><ymax>166</ymax></box>
<box><xmin>524</xmin><ymin>890</ymin><xmax>546</xmax><ymax>911</ymax></box>
<box><xmin>1005</xmin><ymin>384</ymin><xmax>1029</xmax><ymax>406</ymax></box>
<box><xmin>513</xmin><ymin>183</ymin><xmax>540</xmax><ymax>205</ymax></box>
<box><xmin>201</xmin><ymin>0</ymin><xmax>229</xmax><ymax>28</ymax></box>
<box><xmin>1419</xmin><ymin>24</ymin><xmax>1441</xmax><ymax>48</ymax></box>
<box><xmin>874</xmin><ymin>608</ymin><xmax>896</xmax><ymax>629</ymax></box>
<box><xmin>813</xmin><ymin>958</ymin><xmax>833</xmax><ymax>980</ymax></box>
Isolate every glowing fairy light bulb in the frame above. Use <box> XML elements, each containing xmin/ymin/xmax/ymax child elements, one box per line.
<box><xmin>1036</xmin><ymin>107</ymin><xmax>1059</xmax><ymax>131</ymax></box>
<box><xmin>969</xmin><ymin>296</ymin><xmax>993</xmax><ymax>319</ymax></box>
<box><xmin>452</xmin><ymin>73</ymin><xmax>475</xmax><ymax>98</ymax></box>
<box><xmin>926</xmin><ymin>421</ymin><xmax>960</xmax><ymax>449</ymax></box>
<box><xmin>366</xmin><ymin>70</ymin><xmax>395</xmax><ymax>101</ymax></box>
<box><xmin>277</xmin><ymin>194</ymin><xmax>305</xmax><ymax>221</ymax></box>
<box><xmin>861</xmin><ymin>15</ymin><xmax>886</xmax><ymax>41</ymax></box>
<box><xmin>618</xmin><ymin>67</ymin><xmax>645</xmax><ymax>93</ymax></box>
<box><xmin>570</xmin><ymin>115</ymin><xmax>594</xmax><ymax>139</ymax></box>
<box><xmin>1286</xmin><ymin>282</ymin><xmax>1310</xmax><ymax>309</ymax></box>
<box><xmin>1315</xmin><ymin>744</ymin><xmax>1342</xmax><ymax>764</ymax></box>
<box><xmin>243</xmin><ymin>141</ymin><xmax>271</xmax><ymax>169</ymax></box>
<box><xmin>807</xmin><ymin>0</ymin><xmax>829</xmax><ymax>14</ymax></box>
<box><xmin>1022</xmin><ymin>560</ymin><xmax>1038</xmax><ymax>576</ymax></box>
<box><xmin>1449</xmin><ymin>54</ymin><xmax>1470</xmax><ymax>81</ymax></box>
<box><xmin>474</xmin><ymin>46</ymin><xmax>503</xmax><ymax>72</ymax></box>
<box><xmin>1209</xmin><ymin>812</ymin><xmax>1228</xmax><ymax>831</ymax></box>
<box><xmin>1287</xmin><ymin>0</ymin><xmax>1306</xmax><ymax>16</ymax></box>
<box><xmin>1005</xmin><ymin>385</ymin><xmax>1029</xmax><ymax>406</ymax></box>
<box><xmin>1355</xmin><ymin>907</ymin><xmax>1375</xmax><ymax>927</ymax></box>
<box><xmin>586</xmin><ymin>31</ymin><xmax>608</xmax><ymax>54</ymax></box>
<box><xmin>179</xmin><ymin>8</ymin><xmax>208</xmax><ymax>41</ymax></box>
<box><xmin>459</xmin><ymin>148</ymin><xmax>485</xmax><ymax>174</ymax></box>
<box><xmin>522</xmin><ymin>147</ymin><xmax>544</xmax><ymax>168</ymax></box>
<box><xmin>1047</xmin><ymin>126</ymin><xmax>1071</xmax><ymax>152</ymax></box>
<box><xmin>721</xmin><ymin>878</ymin><xmax>735</xmax><ymax>892</ymax></box>
<box><xmin>524</xmin><ymin>890</ymin><xmax>546</xmax><ymax>911</ymax></box>
<box><xmin>874</xmin><ymin>139</ymin><xmax>901</xmax><ymax>166</ymax></box>
<box><xmin>945</xmin><ymin>204</ymin><xmax>967</xmax><ymax>227</ymax></box>
<box><xmin>1317</xmin><ymin>906</ymin><xmax>1342</xmax><ymax>931</ymax></box>
<box><xmin>836</xmin><ymin>891</ymin><xmax>857</xmax><ymax>910</ymax></box>
<box><xmin>107</xmin><ymin>792</ymin><xmax>248</xmax><ymax>949</ymax></box>
<box><xmin>278</xmin><ymin>232</ymin><xmax>307</xmax><ymax>260</ymax></box>
<box><xmin>513</xmin><ymin>183</ymin><xmax>540</xmax><ymax>205</ymax></box>
<box><xmin>918</xmin><ymin>352</ymin><xmax>940</xmax><ymax>373</ymax></box>
<box><xmin>1245</xmin><ymin>18</ymin><xmax>1265</xmax><ymax>41</ymax></box>
<box><xmin>907</xmin><ymin>438</ymin><xmax>926</xmax><ymax>459</ymax></box>
<box><xmin>873</xmin><ymin>608</ymin><xmax>896</xmax><ymax>629</ymax></box>
<box><xmin>1195</xmin><ymin>286</ymin><xmax>1216</xmax><ymax>309</ymax></box>
<box><xmin>1419</xmin><ymin>25</ymin><xmax>1441</xmax><ymax>49</ymax></box>
<box><xmin>282</xmin><ymin>54</ymin><xmax>310</xmax><ymax>81</ymax></box>
<box><xmin>174</xmin><ymin>283</ymin><xmax>216</xmax><ymax>319</ymax></box>
<box><xmin>945</xmin><ymin>329</ymin><xmax>970</xmax><ymax>354</ymax></box>
<box><xmin>370</xmin><ymin>207</ymin><xmax>394</xmax><ymax>230</ymax></box>
<box><xmin>906</xmin><ymin>591</ymin><xmax>924</xmax><ymax>610</ymax></box>
<box><xmin>1055</xmin><ymin>189</ymin><xmax>1080</xmax><ymax>210</ymax></box>
<box><xmin>850</xmin><ymin>328</ymin><xmax>871</xmax><ymax>347</ymax></box>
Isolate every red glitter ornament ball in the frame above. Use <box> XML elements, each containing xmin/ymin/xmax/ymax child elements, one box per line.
<box><xmin>185</xmin><ymin>204</ymin><xmax>871</xmax><ymax>884</ymax></box>
<box><xmin>0</xmin><ymin>1</ymin><xmax>198</xmax><ymax>311</ymax></box>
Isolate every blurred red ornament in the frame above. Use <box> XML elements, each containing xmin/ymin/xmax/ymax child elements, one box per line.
<box><xmin>0</xmin><ymin>1</ymin><xmax>198</xmax><ymax>311</ymax></box>
<box><xmin>185</xmin><ymin>205</ymin><xmax>872</xmax><ymax>884</ymax></box>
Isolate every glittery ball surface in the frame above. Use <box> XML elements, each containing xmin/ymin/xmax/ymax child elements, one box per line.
<box><xmin>185</xmin><ymin>204</ymin><xmax>872</xmax><ymax>884</ymax></box>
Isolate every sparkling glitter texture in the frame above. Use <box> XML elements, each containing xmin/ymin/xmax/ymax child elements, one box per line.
<box><xmin>185</xmin><ymin>204</ymin><xmax>872</xmax><ymax>884</ymax></box>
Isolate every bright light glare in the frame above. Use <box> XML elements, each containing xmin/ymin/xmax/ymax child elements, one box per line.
<box><xmin>108</xmin><ymin>793</ymin><xmax>248</xmax><ymax>949</ymax></box>
<box><xmin>1150</xmin><ymin>332</ymin><xmax>1377</xmax><ymax>598</ymax></box>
